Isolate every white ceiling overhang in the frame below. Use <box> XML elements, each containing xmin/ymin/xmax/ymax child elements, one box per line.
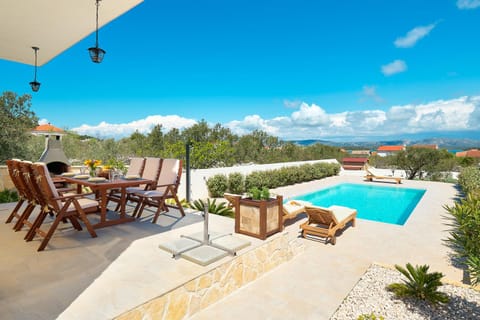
<box><xmin>0</xmin><ymin>0</ymin><xmax>144</xmax><ymax>66</ymax></box>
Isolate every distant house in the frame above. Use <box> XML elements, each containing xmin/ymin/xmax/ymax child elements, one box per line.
<box><xmin>342</xmin><ymin>157</ymin><xmax>368</xmax><ymax>170</ymax></box>
<box><xmin>350</xmin><ymin>150</ymin><xmax>371</xmax><ymax>156</ymax></box>
<box><xmin>411</xmin><ymin>144</ymin><xmax>438</xmax><ymax>150</ymax></box>
<box><xmin>376</xmin><ymin>145</ymin><xmax>405</xmax><ymax>157</ymax></box>
<box><xmin>456</xmin><ymin>149</ymin><xmax>480</xmax><ymax>159</ymax></box>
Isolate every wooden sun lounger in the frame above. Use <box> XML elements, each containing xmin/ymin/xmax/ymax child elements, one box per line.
<box><xmin>364</xmin><ymin>166</ymin><xmax>402</xmax><ymax>184</ymax></box>
<box><xmin>300</xmin><ymin>205</ymin><xmax>357</xmax><ymax>245</ymax></box>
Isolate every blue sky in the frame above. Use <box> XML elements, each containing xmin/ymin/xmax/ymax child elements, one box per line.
<box><xmin>2</xmin><ymin>0</ymin><xmax>480</xmax><ymax>141</ymax></box>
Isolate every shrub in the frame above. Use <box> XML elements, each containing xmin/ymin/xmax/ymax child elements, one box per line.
<box><xmin>228</xmin><ymin>172</ymin><xmax>244</xmax><ymax>194</ymax></box>
<box><xmin>0</xmin><ymin>189</ymin><xmax>19</xmax><ymax>203</ymax></box>
<box><xmin>165</xmin><ymin>198</ymin><xmax>189</xmax><ymax>209</ymax></box>
<box><xmin>207</xmin><ymin>162</ymin><xmax>341</xmax><ymax>197</ymax></box>
<box><xmin>190</xmin><ymin>198</ymin><xmax>234</xmax><ymax>217</ymax></box>
<box><xmin>458</xmin><ymin>166</ymin><xmax>480</xmax><ymax>195</ymax></box>
<box><xmin>357</xmin><ymin>313</ymin><xmax>385</xmax><ymax>320</ymax></box>
<box><xmin>206</xmin><ymin>174</ymin><xmax>228</xmax><ymax>197</ymax></box>
<box><xmin>386</xmin><ymin>263</ymin><xmax>449</xmax><ymax>304</ymax></box>
<box><xmin>444</xmin><ymin>194</ymin><xmax>480</xmax><ymax>285</ymax></box>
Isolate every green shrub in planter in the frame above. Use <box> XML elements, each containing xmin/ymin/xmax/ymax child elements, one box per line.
<box><xmin>206</xmin><ymin>174</ymin><xmax>228</xmax><ymax>198</ymax></box>
<box><xmin>228</xmin><ymin>172</ymin><xmax>245</xmax><ymax>194</ymax></box>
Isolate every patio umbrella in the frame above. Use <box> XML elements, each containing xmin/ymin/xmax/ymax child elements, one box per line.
<box><xmin>0</xmin><ymin>0</ymin><xmax>143</xmax><ymax>66</ymax></box>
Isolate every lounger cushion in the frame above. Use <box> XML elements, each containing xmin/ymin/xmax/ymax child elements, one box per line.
<box><xmin>283</xmin><ymin>200</ymin><xmax>309</xmax><ymax>214</ymax></box>
<box><xmin>328</xmin><ymin>205</ymin><xmax>356</xmax><ymax>222</ymax></box>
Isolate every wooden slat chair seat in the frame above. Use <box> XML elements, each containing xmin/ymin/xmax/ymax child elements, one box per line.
<box><xmin>29</xmin><ymin>162</ymin><xmax>98</xmax><ymax>251</ymax></box>
<box><xmin>132</xmin><ymin>158</ymin><xmax>185</xmax><ymax>223</ymax></box>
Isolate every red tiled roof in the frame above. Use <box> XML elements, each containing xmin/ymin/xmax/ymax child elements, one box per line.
<box><xmin>377</xmin><ymin>145</ymin><xmax>404</xmax><ymax>152</ymax></box>
<box><xmin>32</xmin><ymin>123</ymin><xmax>64</xmax><ymax>133</ymax></box>
<box><xmin>456</xmin><ymin>149</ymin><xmax>480</xmax><ymax>158</ymax></box>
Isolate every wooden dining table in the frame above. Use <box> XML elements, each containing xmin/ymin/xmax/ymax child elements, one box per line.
<box><xmin>62</xmin><ymin>176</ymin><xmax>153</xmax><ymax>229</ymax></box>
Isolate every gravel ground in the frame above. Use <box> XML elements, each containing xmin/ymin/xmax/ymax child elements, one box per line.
<box><xmin>331</xmin><ymin>264</ymin><xmax>480</xmax><ymax>320</ymax></box>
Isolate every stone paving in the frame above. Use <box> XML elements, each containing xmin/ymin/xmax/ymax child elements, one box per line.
<box><xmin>0</xmin><ymin>174</ymin><xmax>463</xmax><ymax>319</ymax></box>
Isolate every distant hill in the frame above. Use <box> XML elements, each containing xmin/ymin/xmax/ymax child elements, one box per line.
<box><xmin>288</xmin><ymin>138</ymin><xmax>480</xmax><ymax>150</ymax></box>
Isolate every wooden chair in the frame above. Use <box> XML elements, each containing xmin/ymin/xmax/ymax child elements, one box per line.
<box><xmin>16</xmin><ymin>161</ymin><xmax>53</xmax><ymax>238</ymax></box>
<box><xmin>132</xmin><ymin>159</ymin><xmax>185</xmax><ymax>223</ymax></box>
<box><xmin>5</xmin><ymin>159</ymin><xmax>29</xmax><ymax>227</ymax></box>
<box><xmin>300</xmin><ymin>205</ymin><xmax>357</xmax><ymax>245</ymax></box>
<box><xmin>107</xmin><ymin>157</ymin><xmax>160</xmax><ymax>212</ymax></box>
<box><xmin>6</xmin><ymin>160</ymin><xmax>38</xmax><ymax>231</ymax></box>
<box><xmin>29</xmin><ymin>162</ymin><xmax>98</xmax><ymax>251</ymax></box>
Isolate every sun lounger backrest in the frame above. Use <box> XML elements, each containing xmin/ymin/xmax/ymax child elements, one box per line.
<box><xmin>305</xmin><ymin>206</ymin><xmax>338</xmax><ymax>225</ymax></box>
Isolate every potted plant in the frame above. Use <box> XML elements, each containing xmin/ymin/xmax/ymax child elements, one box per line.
<box><xmin>231</xmin><ymin>187</ymin><xmax>283</xmax><ymax>240</ymax></box>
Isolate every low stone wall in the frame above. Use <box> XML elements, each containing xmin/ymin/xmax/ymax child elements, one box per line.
<box><xmin>114</xmin><ymin>232</ymin><xmax>305</xmax><ymax>320</ymax></box>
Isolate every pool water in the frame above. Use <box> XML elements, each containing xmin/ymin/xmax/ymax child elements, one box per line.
<box><xmin>294</xmin><ymin>183</ymin><xmax>426</xmax><ymax>225</ymax></box>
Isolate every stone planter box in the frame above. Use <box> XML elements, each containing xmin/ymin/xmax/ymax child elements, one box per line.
<box><xmin>231</xmin><ymin>195</ymin><xmax>283</xmax><ymax>240</ymax></box>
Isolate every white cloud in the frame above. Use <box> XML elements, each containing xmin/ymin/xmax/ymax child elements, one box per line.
<box><xmin>381</xmin><ymin>59</ymin><xmax>407</xmax><ymax>76</ymax></box>
<box><xmin>227</xmin><ymin>115</ymin><xmax>280</xmax><ymax>136</ymax></box>
<box><xmin>361</xmin><ymin>85</ymin><xmax>384</xmax><ymax>103</ymax></box>
<box><xmin>69</xmin><ymin>96</ymin><xmax>480</xmax><ymax>141</ymax></box>
<box><xmin>394</xmin><ymin>24</ymin><xmax>436</xmax><ymax>48</ymax></box>
<box><xmin>71</xmin><ymin>115</ymin><xmax>197</xmax><ymax>138</ymax></box>
<box><xmin>291</xmin><ymin>103</ymin><xmax>330</xmax><ymax>126</ymax></box>
<box><xmin>457</xmin><ymin>0</ymin><xmax>480</xmax><ymax>9</ymax></box>
<box><xmin>283</xmin><ymin>99</ymin><xmax>301</xmax><ymax>108</ymax></box>
<box><xmin>38</xmin><ymin>118</ymin><xmax>49</xmax><ymax>125</ymax></box>
<box><xmin>225</xmin><ymin>96</ymin><xmax>480</xmax><ymax>140</ymax></box>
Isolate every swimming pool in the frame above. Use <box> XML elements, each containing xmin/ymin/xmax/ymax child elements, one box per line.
<box><xmin>293</xmin><ymin>183</ymin><xmax>426</xmax><ymax>225</ymax></box>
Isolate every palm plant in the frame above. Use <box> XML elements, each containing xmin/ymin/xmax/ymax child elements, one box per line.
<box><xmin>387</xmin><ymin>263</ymin><xmax>449</xmax><ymax>304</ymax></box>
<box><xmin>466</xmin><ymin>254</ymin><xmax>480</xmax><ymax>286</ymax></box>
<box><xmin>444</xmin><ymin>194</ymin><xmax>480</xmax><ymax>285</ymax></box>
<box><xmin>190</xmin><ymin>198</ymin><xmax>234</xmax><ymax>218</ymax></box>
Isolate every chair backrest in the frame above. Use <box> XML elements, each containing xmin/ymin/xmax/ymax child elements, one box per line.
<box><xmin>155</xmin><ymin>159</ymin><xmax>182</xmax><ymax>194</ymax></box>
<box><xmin>141</xmin><ymin>157</ymin><xmax>162</xmax><ymax>187</ymax></box>
<box><xmin>305</xmin><ymin>206</ymin><xmax>338</xmax><ymax>226</ymax></box>
<box><xmin>126</xmin><ymin>157</ymin><xmax>145</xmax><ymax>176</ymax></box>
<box><xmin>31</xmin><ymin>162</ymin><xmax>62</xmax><ymax>212</ymax></box>
<box><xmin>14</xmin><ymin>160</ymin><xmax>36</xmax><ymax>202</ymax></box>
<box><xmin>6</xmin><ymin>159</ymin><xmax>25</xmax><ymax>198</ymax></box>
<box><xmin>18</xmin><ymin>161</ymin><xmax>45</xmax><ymax>206</ymax></box>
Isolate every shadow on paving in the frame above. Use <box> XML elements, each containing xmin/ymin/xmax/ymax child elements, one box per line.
<box><xmin>0</xmin><ymin>202</ymin><xmax>202</xmax><ymax>320</ymax></box>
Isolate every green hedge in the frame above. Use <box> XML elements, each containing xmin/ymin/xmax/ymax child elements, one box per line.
<box><xmin>458</xmin><ymin>166</ymin><xmax>480</xmax><ymax>195</ymax></box>
<box><xmin>206</xmin><ymin>162</ymin><xmax>340</xmax><ymax>197</ymax></box>
<box><xmin>0</xmin><ymin>189</ymin><xmax>19</xmax><ymax>203</ymax></box>
<box><xmin>444</xmin><ymin>166</ymin><xmax>480</xmax><ymax>287</ymax></box>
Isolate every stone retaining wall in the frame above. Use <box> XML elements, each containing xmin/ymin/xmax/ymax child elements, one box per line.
<box><xmin>115</xmin><ymin>232</ymin><xmax>305</xmax><ymax>320</ymax></box>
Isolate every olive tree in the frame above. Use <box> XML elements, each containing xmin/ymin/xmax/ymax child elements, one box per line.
<box><xmin>0</xmin><ymin>91</ymin><xmax>39</xmax><ymax>163</ymax></box>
